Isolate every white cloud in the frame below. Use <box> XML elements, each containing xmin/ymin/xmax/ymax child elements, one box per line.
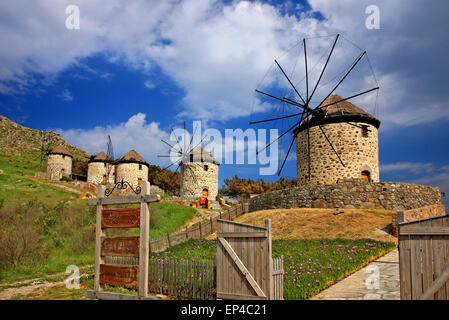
<box><xmin>380</xmin><ymin>162</ymin><xmax>434</xmax><ymax>174</ymax></box>
<box><xmin>60</xmin><ymin>89</ymin><xmax>73</xmax><ymax>101</ymax></box>
<box><xmin>144</xmin><ymin>80</ymin><xmax>156</xmax><ymax>89</ymax></box>
<box><xmin>55</xmin><ymin>113</ymin><xmax>171</xmax><ymax>166</ymax></box>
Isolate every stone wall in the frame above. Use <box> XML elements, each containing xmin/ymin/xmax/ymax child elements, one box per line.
<box><xmin>180</xmin><ymin>162</ymin><xmax>218</xmax><ymax>201</ymax></box>
<box><xmin>296</xmin><ymin>122</ymin><xmax>379</xmax><ymax>185</ymax></box>
<box><xmin>249</xmin><ymin>179</ymin><xmax>442</xmax><ymax>212</ymax></box>
<box><xmin>115</xmin><ymin>163</ymin><xmax>148</xmax><ymax>187</ymax></box>
<box><xmin>391</xmin><ymin>204</ymin><xmax>446</xmax><ymax>236</ymax></box>
<box><xmin>46</xmin><ymin>154</ymin><xmax>72</xmax><ymax>180</ymax></box>
<box><xmin>87</xmin><ymin>162</ymin><xmax>115</xmax><ymax>184</ymax></box>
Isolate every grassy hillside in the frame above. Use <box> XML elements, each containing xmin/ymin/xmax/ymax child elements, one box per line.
<box><xmin>0</xmin><ymin>115</ymin><xmax>90</xmax><ymax>176</ymax></box>
<box><xmin>0</xmin><ymin>115</ymin><xmax>198</xmax><ymax>285</ymax></box>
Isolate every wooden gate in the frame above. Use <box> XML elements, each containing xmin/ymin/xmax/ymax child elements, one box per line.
<box><xmin>216</xmin><ymin>219</ymin><xmax>283</xmax><ymax>300</ymax></box>
<box><xmin>85</xmin><ymin>181</ymin><xmax>161</xmax><ymax>300</ymax></box>
<box><xmin>398</xmin><ymin>214</ymin><xmax>449</xmax><ymax>300</ymax></box>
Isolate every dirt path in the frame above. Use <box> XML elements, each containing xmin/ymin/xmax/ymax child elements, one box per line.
<box><xmin>0</xmin><ymin>265</ymin><xmax>93</xmax><ymax>300</ymax></box>
<box><xmin>0</xmin><ymin>281</ymin><xmax>64</xmax><ymax>300</ymax></box>
<box><xmin>47</xmin><ymin>183</ymin><xmax>84</xmax><ymax>194</ymax></box>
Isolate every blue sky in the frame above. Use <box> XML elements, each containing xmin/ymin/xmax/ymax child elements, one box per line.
<box><xmin>0</xmin><ymin>0</ymin><xmax>448</xmax><ymax>206</ymax></box>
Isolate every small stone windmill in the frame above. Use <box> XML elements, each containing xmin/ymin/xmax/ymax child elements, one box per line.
<box><xmin>159</xmin><ymin>123</ymin><xmax>220</xmax><ymax>207</ymax></box>
<box><xmin>179</xmin><ymin>146</ymin><xmax>220</xmax><ymax>203</ymax></box>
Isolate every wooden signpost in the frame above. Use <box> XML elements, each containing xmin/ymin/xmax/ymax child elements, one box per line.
<box><xmin>85</xmin><ymin>181</ymin><xmax>160</xmax><ymax>300</ymax></box>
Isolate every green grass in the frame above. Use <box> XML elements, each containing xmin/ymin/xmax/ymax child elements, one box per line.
<box><xmin>148</xmin><ymin>202</ymin><xmax>196</xmax><ymax>239</ymax></box>
<box><xmin>0</xmin><ymin>153</ymin><xmax>79</xmax><ymax>207</ymax></box>
<box><xmin>150</xmin><ymin>238</ymin><xmax>396</xmax><ymax>300</ymax></box>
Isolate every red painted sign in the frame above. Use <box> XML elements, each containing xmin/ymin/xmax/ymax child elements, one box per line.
<box><xmin>100</xmin><ymin>264</ymin><xmax>138</xmax><ymax>287</ymax></box>
<box><xmin>102</xmin><ymin>208</ymin><xmax>140</xmax><ymax>228</ymax></box>
<box><xmin>101</xmin><ymin>236</ymin><xmax>140</xmax><ymax>257</ymax></box>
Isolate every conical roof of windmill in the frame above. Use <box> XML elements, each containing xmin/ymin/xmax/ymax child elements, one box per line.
<box><xmin>88</xmin><ymin>151</ymin><xmax>112</xmax><ymax>163</ymax></box>
<box><xmin>188</xmin><ymin>146</ymin><xmax>220</xmax><ymax>165</ymax></box>
<box><xmin>49</xmin><ymin>145</ymin><xmax>73</xmax><ymax>157</ymax></box>
<box><xmin>115</xmin><ymin>149</ymin><xmax>149</xmax><ymax>166</ymax></box>
<box><xmin>295</xmin><ymin>94</ymin><xmax>380</xmax><ymax>133</ymax></box>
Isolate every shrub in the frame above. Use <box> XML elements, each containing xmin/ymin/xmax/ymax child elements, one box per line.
<box><xmin>0</xmin><ymin>205</ymin><xmax>42</xmax><ymax>269</ymax></box>
<box><xmin>60</xmin><ymin>176</ymin><xmax>73</xmax><ymax>182</ymax></box>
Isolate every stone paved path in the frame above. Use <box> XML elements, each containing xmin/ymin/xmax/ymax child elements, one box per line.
<box><xmin>310</xmin><ymin>249</ymin><xmax>400</xmax><ymax>300</ymax></box>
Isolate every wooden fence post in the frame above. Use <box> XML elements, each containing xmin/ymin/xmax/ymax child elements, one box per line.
<box><xmin>210</xmin><ymin>217</ymin><xmax>213</xmax><ymax>234</ymax></box>
<box><xmin>199</xmin><ymin>222</ymin><xmax>202</xmax><ymax>238</ymax></box>
<box><xmin>139</xmin><ymin>181</ymin><xmax>150</xmax><ymax>298</ymax></box>
<box><xmin>186</xmin><ymin>226</ymin><xmax>188</xmax><ymax>239</ymax></box>
<box><xmin>397</xmin><ymin>210</ymin><xmax>405</xmax><ymax>223</ymax></box>
<box><xmin>167</xmin><ymin>232</ymin><xmax>171</xmax><ymax>248</ymax></box>
<box><xmin>94</xmin><ymin>185</ymin><xmax>106</xmax><ymax>293</ymax></box>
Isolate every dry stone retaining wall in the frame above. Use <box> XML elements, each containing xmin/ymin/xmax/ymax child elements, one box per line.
<box><xmin>392</xmin><ymin>204</ymin><xmax>446</xmax><ymax>236</ymax></box>
<box><xmin>249</xmin><ymin>179</ymin><xmax>442</xmax><ymax>212</ymax></box>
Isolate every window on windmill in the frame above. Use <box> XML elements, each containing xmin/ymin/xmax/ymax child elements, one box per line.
<box><xmin>139</xmin><ymin>164</ymin><xmax>142</xmax><ymax>170</ymax></box>
<box><xmin>361</xmin><ymin>125</ymin><xmax>369</xmax><ymax>138</ymax></box>
<box><xmin>204</xmin><ymin>165</ymin><xmax>209</xmax><ymax>171</ymax></box>
<box><xmin>138</xmin><ymin>178</ymin><xmax>142</xmax><ymax>186</ymax></box>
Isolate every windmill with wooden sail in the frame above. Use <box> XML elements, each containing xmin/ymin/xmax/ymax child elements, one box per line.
<box><xmin>158</xmin><ymin>122</ymin><xmax>220</xmax><ymax>208</ymax></box>
<box><xmin>250</xmin><ymin>34</ymin><xmax>381</xmax><ymax>185</ymax></box>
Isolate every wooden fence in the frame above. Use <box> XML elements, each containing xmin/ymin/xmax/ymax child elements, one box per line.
<box><xmin>272</xmin><ymin>255</ymin><xmax>284</xmax><ymax>300</ymax></box>
<box><xmin>148</xmin><ymin>257</ymin><xmax>215</xmax><ymax>299</ymax></box>
<box><xmin>398</xmin><ymin>213</ymin><xmax>449</xmax><ymax>300</ymax></box>
<box><xmin>149</xmin><ymin>202</ymin><xmax>249</xmax><ymax>253</ymax></box>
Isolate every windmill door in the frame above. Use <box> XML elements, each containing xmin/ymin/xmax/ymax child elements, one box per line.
<box><xmin>216</xmin><ymin>219</ymin><xmax>275</xmax><ymax>300</ymax></box>
<box><xmin>202</xmin><ymin>188</ymin><xmax>208</xmax><ymax>198</ymax></box>
<box><xmin>361</xmin><ymin>170</ymin><xmax>371</xmax><ymax>181</ymax></box>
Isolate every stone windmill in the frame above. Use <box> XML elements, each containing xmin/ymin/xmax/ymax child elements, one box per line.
<box><xmin>250</xmin><ymin>34</ymin><xmax>380</xmax><ymax>185</ymax></box>
<box><xmin>179</xmin><ymin>146</ymin><xmax>220</xmax><ymax>203</ymax></box>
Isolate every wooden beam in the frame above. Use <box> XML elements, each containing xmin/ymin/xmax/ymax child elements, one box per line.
<box><xmin>220</xmin><ymin>232</ymin><xmax>268</xmax><ymax>238</ymax></box>
<box><xmin>139</xmin><ymin>181</ymin><xmax>150</xmax><ymax>298</ymax></box>
<box><xmin>85</xmin><ymin>290</ymin><xmax>160</xmax><ymax>300</ymax></box>
<box><xmin>421</xmin><ymin>266</ymin><xmax>449</xmax><ymax>300</ymax></box>
<box><xmin>94</xmin><ymin>185</ymin><xmax>105</xmax><ymax>292</ymax></box>
<box><xmin>88</xmin><ymin>194</ymin><xmax>160</xmax><ymax>206</ymax></box>
<box><xmin>218</xmin><ymin>237</ymin><xmax>266</xmax><ymax>298</ymax></box>
<box><xmin>266</xmin><ymin>219</ymin><xmax>273</xmax><ymax>300</ymax></box>
<box><xmin>217</xmin><ymin>292</ymin><xmax>268</xmax><ymax>300</ymax></box>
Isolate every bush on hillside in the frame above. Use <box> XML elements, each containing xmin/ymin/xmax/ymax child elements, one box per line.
<box><xmin>0</xmin><ymin>202</ymin><xmax>43</xmax><ymax>269</ymax></box>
